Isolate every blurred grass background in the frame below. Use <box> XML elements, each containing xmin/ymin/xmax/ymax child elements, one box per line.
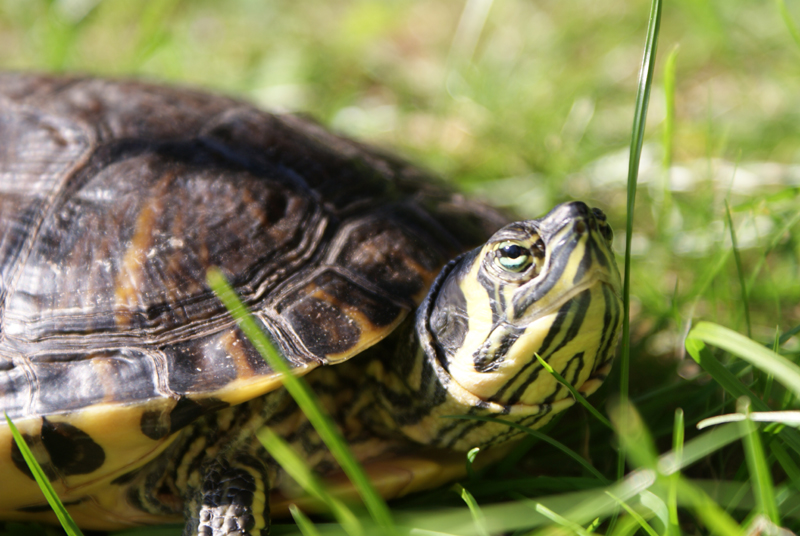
<box><xmin>1</xmin><ymin>0</ymin><xmax>800</xmax><ymax>534</ymax></box>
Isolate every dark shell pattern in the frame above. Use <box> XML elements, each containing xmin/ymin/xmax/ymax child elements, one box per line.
<box><xmin>0</xmin><ymin>74</ymin><xmax>508</xmax><ymax>511</ymax></box>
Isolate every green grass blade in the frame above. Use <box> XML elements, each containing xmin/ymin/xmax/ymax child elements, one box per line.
<box><xmin>639</xmin><ymin>491</ymin><xmax>669</xmax><ymax>534</ymax></box>
<box><xmin>658</xmin><ymin>44</ymin><xmax>679</xmax><ymax>235</ymax></box>
<box><xmin>763</xmin><ymin>328</ymin><xmax>780</xmax><ymax>404</ymax></box>
<box><xmin>444</xmin><ymin>415</ymin><xmax>609</xmax><ymax>483</ymax></box>
<box><xmin>724</xmin><ymin>201</ymin><xmax>751</xmax><ymax>338</ymax></box>
<box><xmin>657</xmin><ymin>423</ymin><xmax>746</xmax><ymax>476</ymax></box>
<box><xmin>257</xmin><ymin>427</ymin><xmax>364</xmax><ymax>536</ymax></box>
<box><xmin>207</xmin><ymin>269</ymin><xmax>395</xmax><ymax>534</ymax></box>
<box><xmin>745</xmin><ymin>208</ymin><xmax>800</xmax><ymax>296</ymax></box>
<box><xmin>737</xmin><ymin>399</ymin><xmax>779</xmax><ymax>524</ymax></box>
<box><xmin>769</xmin><ymin>441</ymin><xmax>800</xmax><ymax>489</ymax></box>
<box><xmin>607</xmin><ymin>514</ymin><xmax>642</xmax><ymax>536</ymax></box>
<box><xmin>698</xmin><ymin>411</ymin><xmax>800</xmax><ymax>429</ymax></box>
<box><xmin>690</xmin><ymin>249</ymin><xmax>733</xmax><ymax>306</ymax></box>
<box><xmin>779</xmin><ymin>323</ymin><xmax>800</xmax><ymax>346</ymax></box>
<box><xmin>534</xmin><ymin>353</ymin><xmax>612</xmax><ymax>430</ymax></box>
<box><xmin>662</xmin><ymin>45</ymin><xmax>679</xmax><ymax>171</ymax></box>
<box><xmin>604</xmin><ymin>492</ymin><xmax>659</xmax><ymax>536</ymax></box>
<box><xmin>619</xmin><ymin>0</ymin><xmax>662</xmax><ymax>482</ymax></box>
<box><xmin>777</xmin><ymin>0</ymin><xmax>800</xmax><ymax>49</ymax></box>
<box><xmin>453</xmin><ymin>484</ymin><xmax>489</xmax><ymax>536</ymax></box>
<box><xmin>607</xmin><ymin>400</ymin><xmax>745</xmax><ymax>535</ymax></box>
<box><xmin>4</xmin><ymin>413</ymin><xmax>84</xmax><ymax>536</ymax></box>
<box><xmin>687</xmin><ymin>321</ymin><xmax>800</xmax><ymax>398</ymax></box>
<box><xmin>684</xmin><ymin>336</ymin><xmax>800</xmax><ymax>456</ymax></box>
<box><xmin>608</xmin><ymin>400</ymin><xmax>659</xmax><ymax>471</ymax></box>
<box><xmin>290</xmin><ymin>505</ymin><xmax>324</xmax><ymax>536</ymax></box>
<box><xmin>129</xmin><ymin>0</ymin><xmax>181</xmax><ymax>68</ymax></box>
<box><xmin>667</xmin><ymin>409</ymin><xmax>684</xmax><ymax>536</ymax></box>
<box><xmin>672</xmin><ymin>478</ymin><xmax>743</xmax><ymax>536</ymax></box>
<box><xmin>465</xmin><ymin>447</ymin><xmax>480</xmax><ymax>480</ymax></box>
<box><xmin>532</xmin><ymin>503</ymin><xmax>594</xmax><ymax>536</ymax></box>
<box><xmin>684</xmin><ymin>338</ymin><xmax>763</xmax><ymax>404</ymax></box>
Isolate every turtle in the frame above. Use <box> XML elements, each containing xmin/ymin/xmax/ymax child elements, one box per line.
<box><xmin>0</xmin><ymin>73</ymin><xmax>623</xmax><ymax>536</ymax></box>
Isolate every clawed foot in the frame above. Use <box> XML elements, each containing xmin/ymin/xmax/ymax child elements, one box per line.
<box><xmin>186</xmin><ymin>459</ymin><xmax>268</xmax><ymax>536</ymax></box>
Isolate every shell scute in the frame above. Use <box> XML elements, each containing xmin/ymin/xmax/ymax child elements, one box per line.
<box><xmin>30</xmin><ymin>349</ymin><xmax>161</xmax><ymax>413</ymax></box>
<box><xmin>200</xmin><ymin>109</ymin><xmax>397</xmax><ymax>213</ymax></box>
<box><xmin>163</xmin><ymin>325</ymin><xmax>276</xmax><ymax>396</ymax></box>
<box><xmin>275</xmin><ymin>269</ymin><xmax>407</xmax><ymax>361</ymax></box>
<box><xmin>331</xmin><ymin>210</ymin><xmax>449</xmax><ymax>305</ymax></box>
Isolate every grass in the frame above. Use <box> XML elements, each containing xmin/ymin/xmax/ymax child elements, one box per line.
<box><xmin>1</xmin><ymin>0</ymin><xmax>800</xmax><ymax>535</ymax></box>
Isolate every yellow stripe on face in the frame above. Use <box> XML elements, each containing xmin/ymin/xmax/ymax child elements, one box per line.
<box><xmin>489</xmin><ymin>283</ymin><xmax>616</xmax><ymax>406</ymax></box>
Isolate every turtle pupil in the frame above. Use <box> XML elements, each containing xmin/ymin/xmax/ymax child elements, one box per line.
<box><xmin>501</xmin><ymin>245</ymin><xmax>523</xmax><ymax>258</ymax></box>
<box><xmin>495</xmin><ymin>242</ymin><xmax>532</xmax><ymax>273</ymax></box>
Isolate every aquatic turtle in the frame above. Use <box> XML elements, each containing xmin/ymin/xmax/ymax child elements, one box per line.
<box><xmin>0</xmin><ymin>74</ymin><xmax>622</xmax><ymax>535</ymax></box>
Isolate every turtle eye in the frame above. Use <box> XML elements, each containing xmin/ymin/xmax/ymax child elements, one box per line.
<box><xmin>495</xmin><ymin>242</ymin><xmax>533</xmax><ymax>273</ymax></box>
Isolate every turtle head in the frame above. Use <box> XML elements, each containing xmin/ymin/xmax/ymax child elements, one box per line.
<box><xmin>427</xmin><ymin>201</ymin><xmax>622</xmax><ymax>417</ymax></box>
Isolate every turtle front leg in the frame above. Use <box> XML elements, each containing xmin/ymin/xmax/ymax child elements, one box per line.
<box><xmin>184</xmin><ymin>454</ymin><xmax>270</xmax><ymax>536</ymax></box>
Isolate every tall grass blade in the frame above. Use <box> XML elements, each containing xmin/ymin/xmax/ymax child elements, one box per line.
<box><xmin>534</xmin><ymin>353</ymin><xmax>612</xmax><ymax>430</ymax></box>
<box><xmin>698</xmin><ymin>411</ymin><xmax>800</xmax><ymax>429</ymax></box>
<box><xmin>607</xmin><ymin>514</ymin><xmax>642</xmax><ymax>536</ymax></box>
<box><xmin>736</xmin><ymin>399</ymin><xmax>779</xmax><ymax>524</ymax></box>
<box><xmin>662</xmin><ymin>46</ymin><xmax>679</xmax><ymax>171</ymax></box>
<box><xmin>687</xmin><ymin>322</ymin><xmax>800</xmax><ymax>397</ymax></box>
<box><xmin>129</xmin><ymin>0</ymin><xmax>181</xmax><ymax>68</ymax></box>
<box><xmin>658</xmin><ymin>45</ymin><xmax>679</xmax><ymax>233</ymax></box>
<box><xmin>608</xmin><ymin>400</ymin><xmax>659</xmax><ymax>470</ymax></box>
<box><xmin>465</xmin><ymin>447</ymin><xmax>480</xmax><ymax>480</ymax></box>
<box><xmin>667</xmin><ymin>409</ymin><xmax>684</xmax><ymax>536</ymax></box>
<box><xmin>769</xmin><ymin>442</ymin><xmax>800</xmax><ymax>489</ymax></box>
<box><xmin>257</xmin><ymin>427</ymin><xmax>364</xmax><ymax>536</ymax></box>
<box><xmin>533</xmin><ymin>503</ymin><xmax>594</xmax><ymax>536</ymax></box>
<box><xmin>444</xmin><ymin>415</ymin><xmax>609</xmax><ymax>482</ymax></box>
<box><xmin>777</xmin><ymin>0</ymin><xmax>800</xmax><ymax>49</ymax></box>
<box><xmin>745</xmin><ymin>208</ymin><xmax>800</xmax><ymax>297</ymax></box>
<box><xmin>724</xmin><ymin>201</ymin><xmax>751</xmax><ymax>338</ymax></box>
<box><xmin>453</xmin><ymin>484</ymin><xmax>489</xmax><ymax>536</ymax></box>
<box><xmin>684</xmin><ymin>338</ymin><xmax>763</xmax><ymax>404</ymax></box>
<box><xmin>672</xmin><ymin>478</ymin><xmax>743</xmax><ymax>536</ymax></box>
<box><xmin>207</xmin><ymin>269</ymin><xmax>395</xmax><ymax>534</ymax></box>
<box><xmin>639</xmin><ymin>491</ymin><xmax>669</xmax><ymax>535</ymax></box>
<box><xmin>779</xmin><ymin>323</ymin><xmax>800</xmax><ymax>346</ymax></box>
<box><xmin>607</xmin><ymin>401</ymin><xmax>748</xmax><ymax>535</ymax></box>
<box><xmin>658</xmin><ymin>423</ymin><xmax>746</xmax><ymax>476</ymax></box>
<box><xmin>4</xmin><ymin>413</ymin><xmax>84</xmax><ymax>536</ymax></box>
<box><xmin>619</xmin><ymin>0</ymin><xmax>662</xmax><ymax>483</ymax></box>
<box><xmin>290</xmin><ymin>505</ymin><xmax>324</xmax><ymax>536</ymax></box>
<box><xmin>684</xmin><ymin>335</ymin><xmax>800</xmax><ymax>456</ymax></box>
<box><xmin>604</xmin><ymin>492</ymin><xmax>659</xmax><ymax>536</ymax></box>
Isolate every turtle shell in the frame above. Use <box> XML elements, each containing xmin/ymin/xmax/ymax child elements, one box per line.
<box><xmin>0</xmin><ymin>74</ymin><xmax>508</xmax><ymax>511</ymax></box>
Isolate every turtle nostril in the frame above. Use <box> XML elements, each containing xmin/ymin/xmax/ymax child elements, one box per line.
<box><xmin>574</xmin><ymin>220</ymin><xmax>587</xmax><ymax>234</ymax></box>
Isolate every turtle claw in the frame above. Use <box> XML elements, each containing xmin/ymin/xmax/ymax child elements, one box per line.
<box><xmin>187</xmin><ymin>459</ymin><xmax>268</xmax><ymax>536</ymax></box>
